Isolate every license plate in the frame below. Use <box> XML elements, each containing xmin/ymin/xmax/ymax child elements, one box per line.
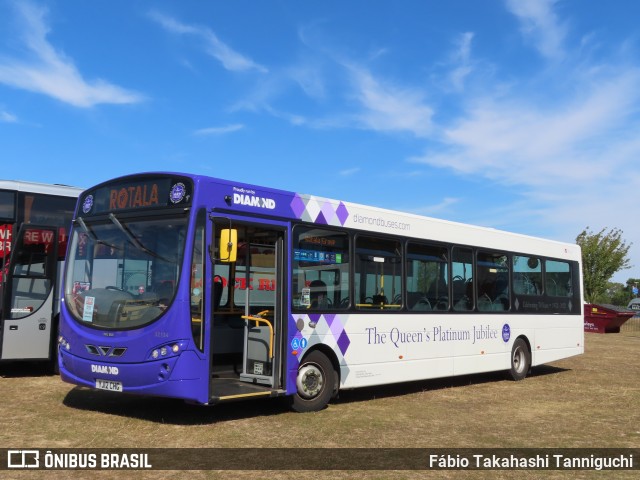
<box><xmin>95</xmin><ymin>379</ymin><xmax>123</xmax><ymax>392</ymax></box>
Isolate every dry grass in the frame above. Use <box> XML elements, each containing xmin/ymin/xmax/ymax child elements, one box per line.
<box><xmin>1</xmin><ymin>331</ymin><xmax>638</xmax><ymax>479</ymax></box>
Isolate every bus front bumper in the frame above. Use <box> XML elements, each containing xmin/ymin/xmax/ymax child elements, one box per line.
<box><xmin>58</xmin><ymin>348</ymin><xmax>208</xmax><ymax>404</ymax></box>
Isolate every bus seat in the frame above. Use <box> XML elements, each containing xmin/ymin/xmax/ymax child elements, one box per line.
<box><xmin>407</xmin><ymin>292</ymin><xmax>422</xmax><ymax>309</ymax></box>
<box><xmin>309</xmin><ymin>280</ymin><xmax>327</xmax><ymax>309</ymax></box>
<box><xmin>412</xmin><ymin>297</ymin><xmax>432</xmax><ymax>311</ymax></box>
<box><xmin>477</xmin><ymin>293</ymin><xmax>492</xmax><ymax>311</ymax></box>
<box><xmin>452</xmin><ymin>279</ymin><xmax>466</xmax><ymax>304</ymax></box>
<box><xmin>373</xmin><ymin>294</ymin><xmax>388</xmax><ymax>306</ymax></box>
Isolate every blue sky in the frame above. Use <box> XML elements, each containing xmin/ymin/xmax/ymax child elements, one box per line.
<box><xmin>1</xmin><ymin>0</ymin><xmax>639</xmax><ymax>282</ymax></box>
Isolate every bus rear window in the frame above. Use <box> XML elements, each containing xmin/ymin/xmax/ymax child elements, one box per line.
<box><xmin>545</xmin><ymin>260</ymin><xmax>572</xmax><ymax>297</ymax></box>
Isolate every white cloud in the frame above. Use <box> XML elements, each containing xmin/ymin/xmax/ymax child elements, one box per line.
<box><xmin>505</xmin><ymin>0</ymin><xmax>567</xmax><ymax>60</ymax></box>
<box><xmin>277</xmin><ymin>63</ymin><xmax>435</xmax><ymax>135</ymax></box>
<box><xmin>346</xmin><ymin>64</ymin><xmax>434</xmax><ymax>138</ymax></box>
<box><xmin>149</xmin><ymin>11</ymin><xmax>267</xmax><ymax>74</ymax></box>
<box><xmin>411</xmin><ymin>197</ymin><xmax>461</xmax><ymax>217</ymax></box>
<box><xmin>287</xmin><ymin>63</ymin><xmax>326</xmax><ymax>100</ymax></box>
<box><xmin>449</xmin><ymin>32</ymin><xmax>475</xmax><ymax>91</ymax></box>
<box><xmin>1</xmin><ymin>110</ymin><xmax>17</xmax><ymax>123</ymax></box>
<box><xmin>413</xmin><ymin>66</ymin><xmax>640</xmax><ymax>189</ymax></box>
<box><xmin>227</xmin><ymin>22</ymin><xmax>435</xmax><ymax>136</ymax></box>
<box><xmin>193</xmin><ymin>124</ymin><xmax>244</xmax><ymax>136</ymax></box>
<box><xmin>0</xmin><ymin>1</ymin><xmax>144</xmax><ymax>107</ymax></box>
<box><xmin>398</xmin><ymin>2</ymin><xmax>640</xmax><ymax>275</ymax></box>
<box><xmin>339</xmin><ymin>167</ymin><xmax>360</xmax><ymax>176</ymax></box>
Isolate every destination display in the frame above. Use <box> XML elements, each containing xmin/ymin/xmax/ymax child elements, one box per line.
<box><xmin>294</xmin><ymin>248</ymin><xmax>343</xmax><ymax>265</ymax></box>
<box><xmin>79</xmin><ymin>177</ymin><xmax>192</xmax><ymax>216</ymax></box>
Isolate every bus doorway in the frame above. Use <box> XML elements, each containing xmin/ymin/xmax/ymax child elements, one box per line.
<box><xmin>0</xmin><ymin>225</ymin><xmax>59</xmax><ymax>363</ymax></box>
<box><xmin>209</xmin><ymin>222</ymin><xmax>285</xmax><ymax>403</ymax></box>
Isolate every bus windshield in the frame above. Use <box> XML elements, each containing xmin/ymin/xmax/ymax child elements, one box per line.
<box><xmin>64</xmin><ymin>214</ymin><xmax>188</xmax><ymax>329</ymax></box>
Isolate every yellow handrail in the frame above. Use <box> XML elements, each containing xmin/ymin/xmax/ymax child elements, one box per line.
<box><xmin>355</xmin><ymin>304</ymin><xmax>401</xmax><ymax>309</ymax></box>
<box><xmin>241</xmin><ymin>311</ymin><xmax>274</xmax><ymax>359</ymax></box>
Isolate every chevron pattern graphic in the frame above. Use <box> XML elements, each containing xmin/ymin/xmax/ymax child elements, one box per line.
<box><xmin>289</xmin><ymin>313</ymin><xmax>352</xmax><ymax>380</ymax></box>
<box><xmin>290</xmin><ymin>193</ymin><xmax>350</xmax><ymax>226</ymax></box>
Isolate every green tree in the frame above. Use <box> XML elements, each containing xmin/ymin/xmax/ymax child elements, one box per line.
<box><xmin>576</xmin><ymin>227</ymin><xmax>632</xmax><ymax>304</ymax></box>
<box><xmin>607</xmin><ymin>282</ymin><xmax>629</xmax><ymax>306</ymax></box>
<box><xmin>625</xmin><ymin>278</ymin><xmax>640</xmax><ymax>303</ymax></box>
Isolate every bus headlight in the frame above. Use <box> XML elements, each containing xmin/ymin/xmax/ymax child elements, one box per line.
<box><xmin>58</xmin><ymin>335</ymin><xmax>71</xmax><ymax>351</ymax></box>
<box><xmin>147</xmin><ymin>340</ymin><xmax>188</xmax><ymax>360</ymax></box>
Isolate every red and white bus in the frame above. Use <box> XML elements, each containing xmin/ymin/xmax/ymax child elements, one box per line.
<box><xmin>1</xmin><ymin>180</ymin><xmax>82</xmax><ymax>371</ymax></box>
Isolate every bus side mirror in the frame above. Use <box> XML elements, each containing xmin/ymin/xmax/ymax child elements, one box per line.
<box><xmin>220</xmin><ymin>229</ymin><xmax>237</xmax><ymax>263</ymax></box>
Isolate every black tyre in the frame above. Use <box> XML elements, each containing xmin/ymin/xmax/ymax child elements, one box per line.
<box><xmin>290</xmin><ymin>350</ymin><xmax>336</xmax><ymax>413</ymax></box>
<box><xmin>508</xmin><ymin>338</ymin><xmax>531</xmax><ymax>381</ymax></box>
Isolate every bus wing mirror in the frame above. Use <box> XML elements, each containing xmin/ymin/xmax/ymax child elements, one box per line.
<box><xmin>220</xmin><ymin>229</ymin><xmax>238</xmax><ymax>263</ymax></box>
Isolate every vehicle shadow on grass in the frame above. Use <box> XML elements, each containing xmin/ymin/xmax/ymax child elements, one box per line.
<box><xmin>62</xmin><ymin>386</ymin><xmax>291</xmax><ymax>424</ymax></box>
<box><xmin>333</xmin><ymin>364</ymin><xmax>569</xmax><ymax>406</ymax></box>
<box><xmin>0</xmin><ymin>361</ymin><xmax>56</xmax><ymax>378</ymax></box>
<box><xmin>62</xmin><ymin>365</ymin><xmax>569</xmax><ymax>425</ymax></box>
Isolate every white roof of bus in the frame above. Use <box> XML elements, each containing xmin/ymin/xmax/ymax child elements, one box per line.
<box><xmin>0</xmin><ymin>179</ymin><xmax>83</xmax><ymax>197</ymax></box>
<box><xmin>332</xmin><ymin>196</ymin><xmax>582</xmax><ymax>261</ymax></box>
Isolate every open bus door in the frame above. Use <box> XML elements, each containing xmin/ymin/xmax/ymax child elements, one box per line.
<box><xmin>0</xmin><ymin>224</ymin><xmax>10</xmax><ymax>321</ymax></box>
<box><xmin>0</xmin><ymin>225</ymin><xmax>59</xmax><ymax>364</ymax></box>
<box><xmin>209</xmin><ymin>220</ymin><xmax>286</xmax><ymax>403</ymax></box>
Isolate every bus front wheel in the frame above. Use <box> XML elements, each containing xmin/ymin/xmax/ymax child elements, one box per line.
<box><xmin>508</xmin><ymin>338</ymin><xmax>531</xmax><ymax>381</ymax></box>
<box><xmin>290</xmin><ymin>351</ymin><xmax>335</xmax><ymax>413</ymax></box>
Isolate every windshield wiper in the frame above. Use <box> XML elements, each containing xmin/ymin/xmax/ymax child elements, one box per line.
<box><xmin>75</xmin><ymin>216</ymin><xmax>119</xmax><ymax>250</ymax></box>
<box><xmin>75</xmin><ymin>216</ymin><xmax>95</xmax><ymax>240</ymax></box>
<box><xmin>108</xmin><ymin>213</ymin><xmax>172</xmax><ymax>262</ymax></box>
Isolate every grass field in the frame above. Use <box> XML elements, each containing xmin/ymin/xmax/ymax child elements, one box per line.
<box><xmin>1</xmin><ymin>328</ymin><xmax>638</xmax><ymax>480</ymax></box>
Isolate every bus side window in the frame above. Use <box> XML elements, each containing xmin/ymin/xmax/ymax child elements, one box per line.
<box><xmin>292</xmin><ymin>226</ymin><xmax>350</xmax><ymax>311</ymax></box>
<box><xmin>476</xmin><ymin>251</ymin><xmax>509</xmax><ymax>312</ymax></box>
<box><xmin>513</xmin><ymin>256</ymin><xmax>542</xmax><ymax>295</ymax></box>
<box><xmin>355</xmin><ymin>235</ymin><xmax>402</xmax><ymax>310</ymax></box>
<box><xmin>406</xmin><ymin>242</ymin><xmax>449</xmax><ymax>311</ymax></box>
<box><xmin>452</xmin><ymin>247</ymin><xmax>473</xmax><ymax>311</ymax></box>
<box><xmin>545</xmin><ymin>260</ymin><xmax>571</xmax><ymax>297</ymax></box>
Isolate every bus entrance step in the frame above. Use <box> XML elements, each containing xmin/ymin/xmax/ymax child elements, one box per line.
<box><xmin>209</xmin><ymin>378</ymin><xmax>285</xmax><ymax>403</ymax></box>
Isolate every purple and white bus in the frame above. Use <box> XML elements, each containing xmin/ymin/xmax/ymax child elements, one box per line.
<box><xmin>59</xmin><ymin>173</ymin><xmax>584</xmax><ymax>411</ymax></box>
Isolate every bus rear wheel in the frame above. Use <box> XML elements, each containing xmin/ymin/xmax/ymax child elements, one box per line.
<box><xmin>290</xmin><ymin>351</ymin><xmax>335</xmax><ymax>413</ymax></box>
<box><xmin>508</xmin><ymin>338</ymin><xmax>531</xmax><ymax>381</ymax></box>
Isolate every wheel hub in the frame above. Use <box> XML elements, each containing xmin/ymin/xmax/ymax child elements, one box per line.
<box><xmin>297</xmin><ymin>364</ymin><xmax>324</xmax><ymax>399</ymax></box>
